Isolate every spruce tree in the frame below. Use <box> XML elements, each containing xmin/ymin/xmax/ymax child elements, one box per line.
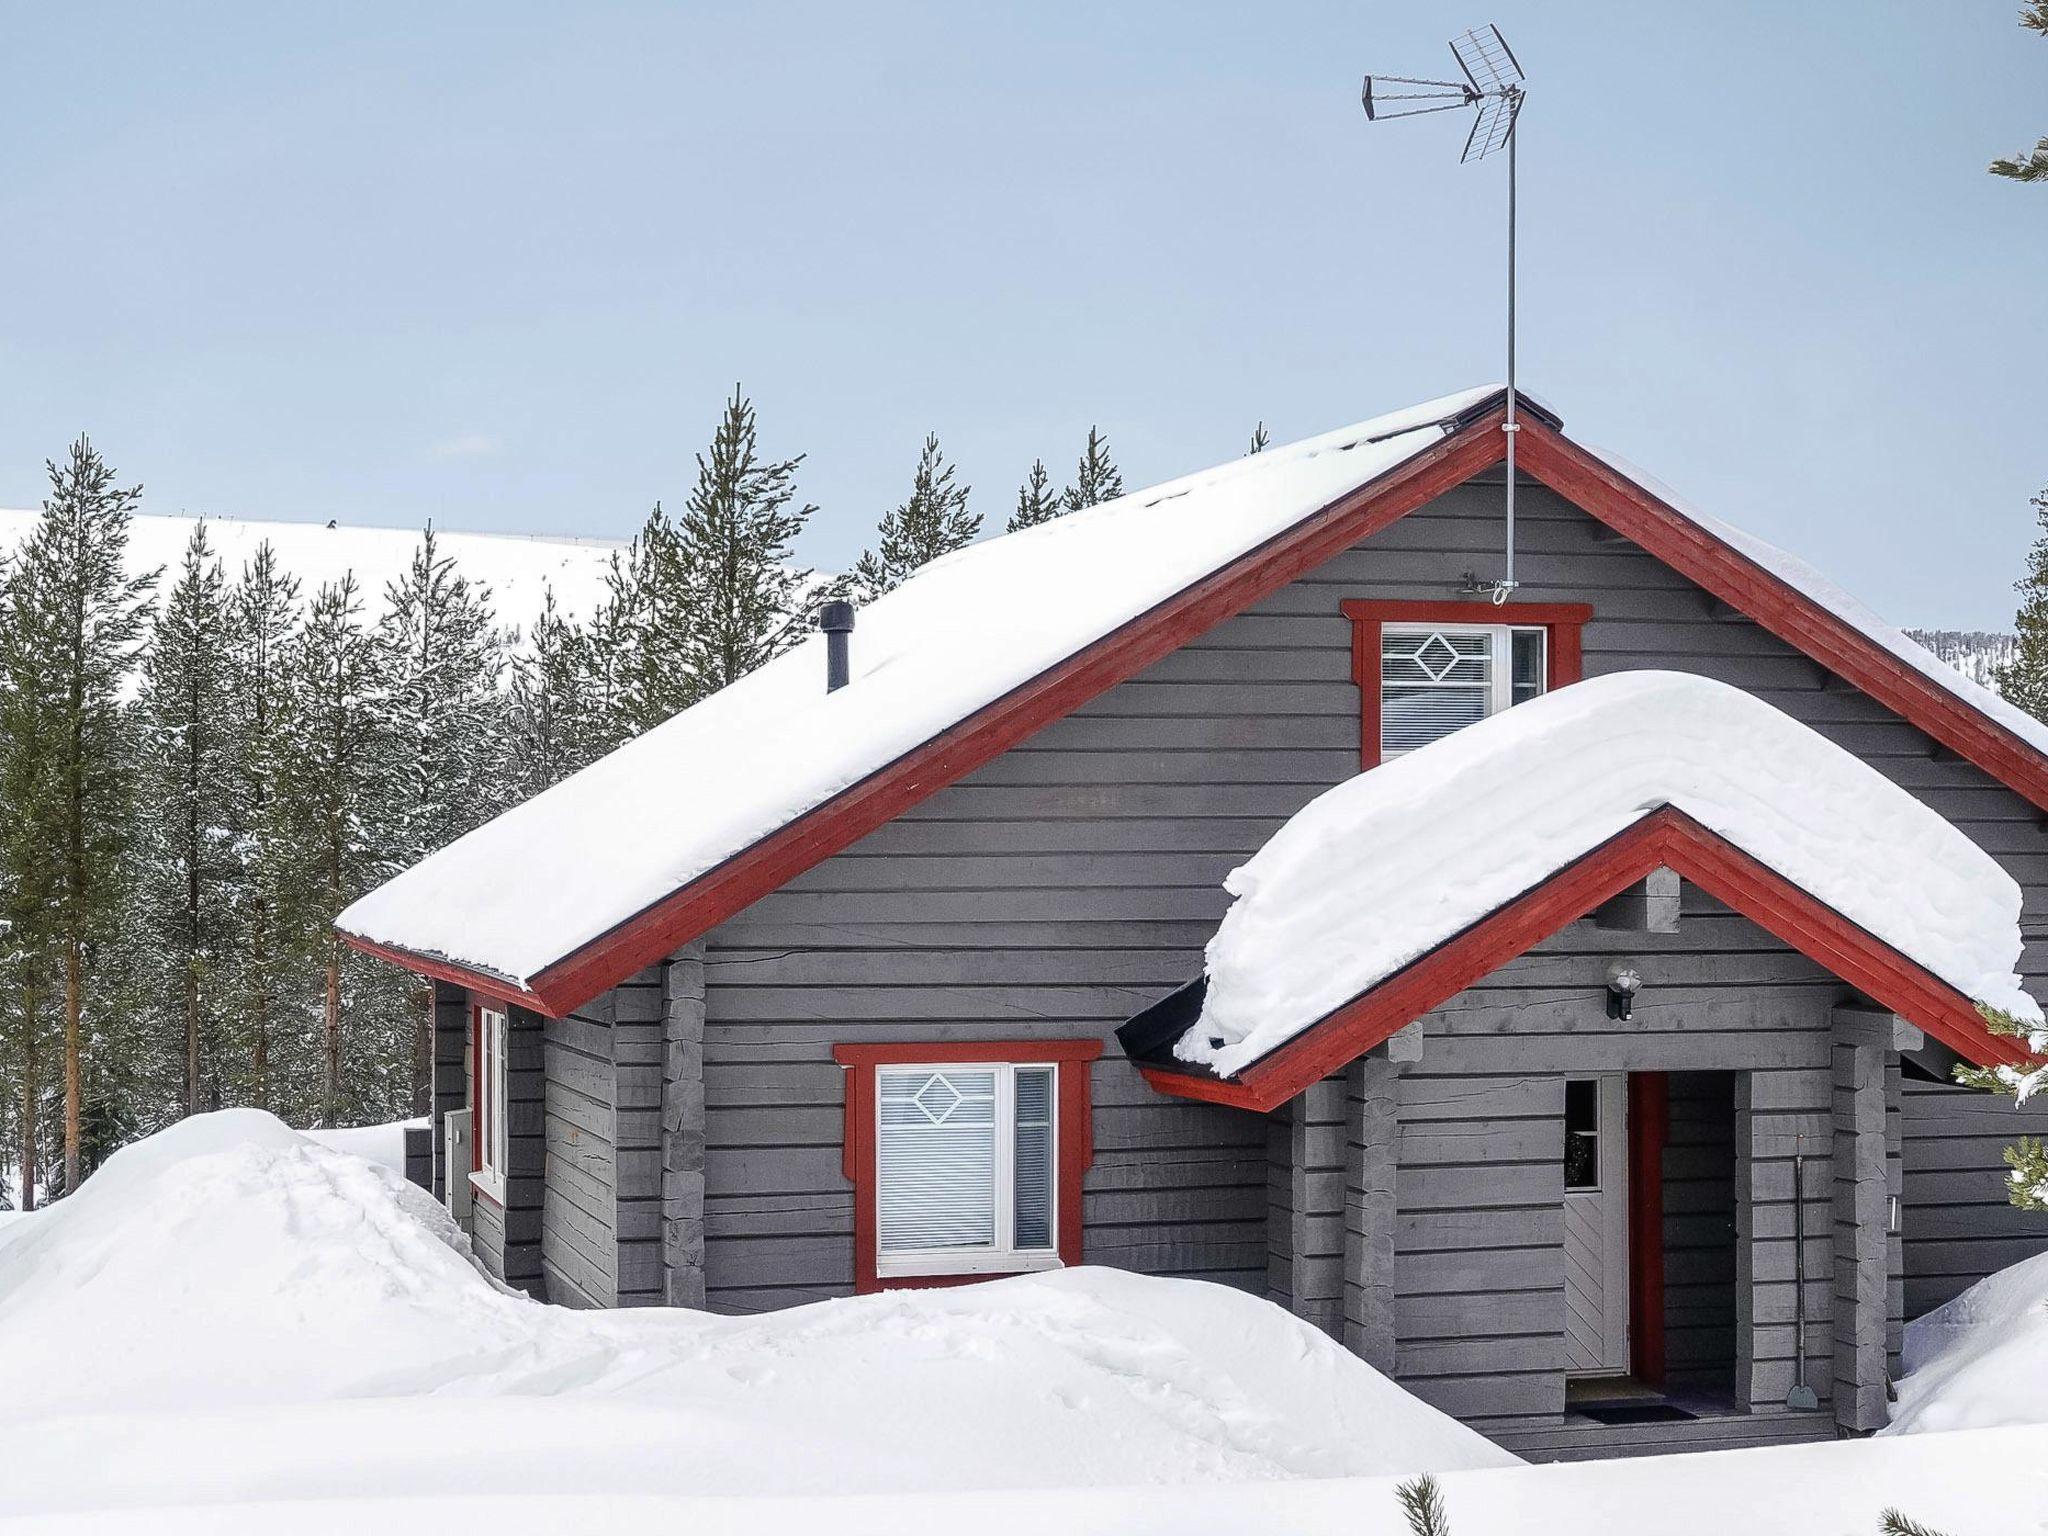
<box><xmin>1063</xmin><ymin>425</ymin><xmax>1123</xmax><ymax>513</ymax></box>
<box><xmin>0</xmin><ymin>437</ymin><xmax>156</xmax><ymax>1192</ymax></box>
<box><xmin>613</xmin><ymin>512</ymin><xmax>697</xmax><ymax>737</ymax></box>
<box><xmin>671</xmin><ymin>388</ymin><xmax>817</xmax><ymax>695</ymax></box>
<box><xmin>280</xmin><ymin>574</ymin><xmax>391</xmax><ymax>1125</ymax></box>
<box><xmin>1991</xmin><ymin>2</ymin><xmax>2048</xmax><ymax>182</ymax></box>
<box><xmin>852</xmin><ymin>434</ymin><xmax>980</xmax><ymax>599</ymax></box>
<box><xmin>1006</xmin><ymin>459</ymin><xmax>1062</xmax><ymax>533</ymax></box>
<box><xmin>379</xmin><ymin>528</ymin><xmax>507</xmax><ymax>1114</ymax></box>
<box><xmin>225</xmin><ymin>542</ymin><xmax>302</xmax><ymax>1113</ymax></box>
<box><xmin>135</xmin><ymin>523</ymin><xmax>237</xmax><ymax>1118</ymax></box>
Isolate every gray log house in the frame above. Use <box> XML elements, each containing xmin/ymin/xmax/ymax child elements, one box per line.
<box><xmin>340</xmin><ymin>388</ymin><xmax>2048</xmax><ymax>1461</ymax></box>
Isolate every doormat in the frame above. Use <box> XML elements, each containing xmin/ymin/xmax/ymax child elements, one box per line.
<box><xmin>1574</xmin><ymin>1401</ymin><xmax>1698</xmax><ymax>1425</ymax></box>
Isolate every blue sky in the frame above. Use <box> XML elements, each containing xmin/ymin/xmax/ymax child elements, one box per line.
<box><xmin>0</xmin><ymin>3</ymin><xmax>2041</xmax><ymax>626</ymax></box>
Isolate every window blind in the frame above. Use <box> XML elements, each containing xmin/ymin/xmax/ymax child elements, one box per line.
<box><xmin>878</xmin><ymin>1068</ymin><xmax>999</xmax><ymax>1253</ymax></box>
<box><xmin>1012</xmin><ymin>1066</ymin><xmax>1055</xmax><ymax>1250</ymax></box>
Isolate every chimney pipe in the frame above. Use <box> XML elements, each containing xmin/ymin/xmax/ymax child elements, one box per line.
<box><xmin>819</xmin><ymin>599</ymin><xmax>855</xmax><ymax>692</ymax></box>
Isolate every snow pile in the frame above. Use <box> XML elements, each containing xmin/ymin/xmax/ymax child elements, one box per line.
<box><xmin>0</xmin><ymin>1111</ymin><xmax>1511</xmax><ymax>1494</ymax></box>
<box><xmin>304</xmin><ymin>1117</ymin><xmax>425</xmax><ymax>1177</ymax></box>
<box><xmin>1887</xmin><ymin>1250</ymin><xmax>2048</xmax><ymax>1435</ymax></box>
<box><xmin>0</xmin><ymin>508</ymin><xmax>620</xmax><ymax>631</ymax></box>
<box><xmin>338</xmin><ymin>387</ymin><xmax>1503</xmax><ymax>987</ymax></box>
<box><xmin>1180</xmin><ymin>670</ymin><xmax>2041</xmax><ymax>1076</ymax></box>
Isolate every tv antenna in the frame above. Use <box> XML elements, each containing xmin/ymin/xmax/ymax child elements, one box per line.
<box><xmin>1363</xmin><ymin>24</ymin><xmax>1526</xmax><ymax>604</ymax></box>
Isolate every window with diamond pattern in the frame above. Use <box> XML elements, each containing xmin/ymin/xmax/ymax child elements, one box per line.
<box><xmin>1381</xmin><ymin>623</ymin><xmax>1546</xmax><ymax>757</ymax></box>
<box><xmin>876</xmin><ymin>1063</ymin><xmax>1056</xmax><ymax>1265</ymax></box>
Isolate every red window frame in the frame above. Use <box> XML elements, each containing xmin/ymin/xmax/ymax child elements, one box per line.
<box><xmin>833</xmin><ymin>1039</ymin><xmax>1101</xmax><ymax>1294</ymax></box>
<box><xmin>1342</xmin><ymin>599</ymin><xmax>1592</xmax><ymax>770</ymax></box>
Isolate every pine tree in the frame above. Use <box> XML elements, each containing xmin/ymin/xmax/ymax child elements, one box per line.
<box><xmin>225</xmin><ymin>542</ymin><xmax>303</xmax><ymax>1114</ymax></box>
<box><xmin>852</xmin><ymin>434</ymin><xmax>980</xmax><ymax>598</ymax></box>
<box><xmin>1062</xmin><ymin>425</ymin><xmax>1123</xmax><ymax>513</ymax></box>
<box><xmin>671</xmin><ymin>388</ymin><xmax>817</xmax><ymax>695</ymax></box>
<box><xmin>1394</xmin><ymin>1473</ymin><xmax>1451</xmax><ymax>1536</ymax></box>
<box><xmin>135</xmin><ymin>523</ymin><xmax>237</xmax><ymax>1119</ymax></box>
<box><xmin>508</xmin><ymin>582</ymin><xmax>588</xmax><ymax>794</ymax></box>
<box><xmin>279</xmin><ymin>574</ymin><xmax>391</xmax><ymax>1125</ymax></box>
<box><xmin>1991</xmin><ymin>2</ymin><xmax>2048</xmax><ymax>182</ymax></box>
<box><xmin>1006</xmin><ymin>459</ymin><xmax>1062</xmax><ymax>533</ymax></box>
<box><xmin>1248</xmin><ymin>421</ymin><xmax>1270</xmax><ymax>455</ymax></box>
<box><xmin>0</xmin><ymin>437</ymin><xmax>156</xmax><ymax>1192</ymax></box>
<box><xmin>1879</xmin><ymin>1509</ymin><xmax>1954</xmax><ymax>1536</ymax></box>
<box><xmin>573</xmin><ymin>543</ymin><xmax>655</xmax><ymax>754</ymax></box>
<box><xmin>614</xmin><ymin>510</ymin><xmax>698</xmax><ymax>737</ymax></box>
<box><xmin>1994</xmin><ymin>491</ymin><xmax>2048</xmax><ymax>718</ymax></box>
<box><xmin>379</xmin><ymin>528</ymin><xmax>507</xmax><ymax>1114</ymax></box>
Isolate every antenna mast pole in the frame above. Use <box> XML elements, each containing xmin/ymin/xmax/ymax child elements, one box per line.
<box><xmin>1503</xmin><ymin>101</ymin><xmax>1517</xmax><ymax>599</ymax></box>
<box><xmin>1360</xmin><ymin>24</ymin><xmax>1527</xmax><ymax>604</ymax></box>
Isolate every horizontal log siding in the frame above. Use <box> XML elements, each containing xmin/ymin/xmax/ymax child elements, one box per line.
<box><xmin>1662</xmin><ymin>1071</ymin><xmax>1736</xmax><ymax>1390</ymax></box>
<box><xmin>470</xmin><ymin>1002</ymin><xmax>545</xmax><ymax>1298</ymax></box>
<box><xmin>1901</xmin><ymin>1077</ymin><xmax>2048</xmax><ymax>1315</ymax></box>
<box><xmin>668</xmin><ymin>476</ymin><xmax>2048</xmax><ymax>1414</ymax></box>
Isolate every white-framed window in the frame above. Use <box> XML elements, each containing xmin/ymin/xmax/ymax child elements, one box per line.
<box><xmin>474</xmin><ymin>1005</ymin><xmax>509</xmax><ymax>1198</ymax></box>
<box><xmin>1380</xmin><ymin>622</ymin><xmax>1547</xmax><ymax>757</ymax></box>
<box><xmin>874</xmin><ymin>1060</ymin><xmax>1059</xmax><ymax>1279</ymax></box>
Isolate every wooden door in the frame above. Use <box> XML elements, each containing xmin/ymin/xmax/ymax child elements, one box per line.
<box><xmin>1563</xmin><ymin>1074</ymin><xmax>1631</xmax><ymax>1376</ymax></box>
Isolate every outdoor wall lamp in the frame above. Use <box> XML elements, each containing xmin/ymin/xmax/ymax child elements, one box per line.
<box><xmin>1605</xmin><ymin>963</ymin><xmax>1643</xmax><ymax>1021</ymax></box>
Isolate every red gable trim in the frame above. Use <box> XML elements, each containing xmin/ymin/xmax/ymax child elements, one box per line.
<box><xmin>1514</xmin><ymin>424</ymin><xmax>2048</xmax><ymax>813</ymax></box>
<box><xmin>1138</xmin><ymin>805</ymin><xmax>2034</xmax><ymax>1114</ymax></box>
<box><xmin>343</xmin><ymin>402</ymin><xmax>2048</xmax><ymax>1018</ymax></box>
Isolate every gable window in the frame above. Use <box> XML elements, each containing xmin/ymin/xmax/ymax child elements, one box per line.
<box><xmin>1343</xmin><ymin>601</ymin><xmax>1592</xmax><ymax>769</ymax></box>
<box><xmin>473</xmin><ymin>1004</ymin><xmax>509</xmax><ymax>1200</ymax></box>
<box><xmin>835</xmin><ymin>1040</ymin><xmax>1100</xmax><ymax>1291</ymax></box>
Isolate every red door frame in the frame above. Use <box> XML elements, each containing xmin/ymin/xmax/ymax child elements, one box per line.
<box><xmin>1626</xmin><ymin>1070</ymin><xmax>1669</xmax><ymax>1385</ymax></box>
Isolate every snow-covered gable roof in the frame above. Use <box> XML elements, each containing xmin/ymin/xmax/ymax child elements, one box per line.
<box><xmin>1172</xmin><ymin>671</ymin><xmax>2043</xmax><ymax>1084</ymax></box>
<box><xmin>337</xmin><ymin>386</ymin><xmax>1510</xmax><ymax>995</ymax></box>
<box><xmin>339</xmin><ymin>384</ymin><xmax>2048</xmax><ymax>1017</ymax></box>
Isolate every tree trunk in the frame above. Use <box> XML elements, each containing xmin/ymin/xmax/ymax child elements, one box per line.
<box><xmin>324</xmin><ymin>938</ymin><xmax>342</xmax><ymax>1125</ymax></box>
<box><xmin>185</xmin><ymin>709</ymin><xmax>202</xmax><ymax>1118</ymax></box>
<box><xmin>63</xmin><ymin>933</ymin><xmax>81</xmax><ymax>1193</ymax></box>
<box><xmin>250</xmin><ymin>908</ymin><xmax>271</xmax><ymax>1115</ymax></box>
<box><xmin>18</xmin><ymin>995</ymin><xmax>35</xmax><ymax>1213</ymax></box>
<box><xmin>412</xmin><ymin>985</ymin><xmax>432</xmax><ymax>1117</ymax></box>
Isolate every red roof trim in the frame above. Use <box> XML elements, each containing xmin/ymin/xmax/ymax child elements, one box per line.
<box><xmin>343</xmin><ymin>400</ymin><xmax>2048</xmax><ymax>1018</ymax></box>
<box><xmin>1514</xmin><ymin>424</ymin><xmax>2048</xmax><ymax>811</ymax></box>
<box><xmin>1137</xmin><ymin>806</ymin><xmax>2034</xmax><ymax>1113</ymax></box>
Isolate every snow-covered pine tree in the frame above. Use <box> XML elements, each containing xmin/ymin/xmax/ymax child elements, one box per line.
<box><xmin>225</xmin><ymin>542</ymin><xmax>303</xmax><ymax>1114</ymax></box>
<box><xmin>279</xmin><ymin>573</ymin><xmax>393</xmax><ymax>1125</ymax></box>
<box><xmin>1991</xmin><ymin>1</ymin><xmax>2048</xmax><ymax>182</ymax></box>
<box><xmin>570</xmin><ymin>542</ymin><xmax>655</xmax><ymax>756</ymax></box>
<box><xmin>672</xmin><ymin>388</ymin><xmax>817</xmax><ymax>696</ymax></box>
<box><xmin>379</xmin><ymin>527</ymin><xmax>508</xmax><ymax>1113</ymax></box>
<box><xmin>1006</xmin><ymin>459</ymin><xmax>1062</xmax><ymax>533</ymax></box>
<box><xmin>1994</xmin><ymin>491</ymin><xmax>2048</xmax><ymax>719</ymax></box>
<box><xmin>615</xmin><ymin>509</ymin><xmax>700</xmax><ymax>736</ymax></box>
<box><xmin>1062</xmin><ymin>425</ymin><xmax>1123</xmax><ymax>514</ymax></box>
<box><xmin>852</xmin><ymin>434</ymin><xmax>981</xmax><ymax>599</ymax></box>
<box><xmin>508</xmin><ymin>582</ymin><xmax>589</xmax><ymax>794</ymax></box>
<box><xmin>135</xmin><ymin>523</ymin><xmax>237</xmax><ymax>1119</ymax></box>
<box><xmin>0</xmin><ymin>437</ymin><xmax>156</xmax><ymax>1192</ymax></box>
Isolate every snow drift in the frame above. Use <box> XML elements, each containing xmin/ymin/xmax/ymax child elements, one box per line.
<box><xmin>1886</xmin><ymin>1249</ymin><xmax>2048</xmax><ymax>1435</ymax></box>
<box><xmin>1179</xmin><ymin>670</ymin><xmax>2042</xmax><ymax>1076</ymax></box>
<box><xmin>0</xmin><ymin>1111</ymin><xmax>1512</xmax><ymax>1498</ymax></box>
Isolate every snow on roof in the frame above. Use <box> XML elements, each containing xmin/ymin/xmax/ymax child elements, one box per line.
<box><xmin>1177</xmin><ymin>671</ymin><xmax>2043</xmax><ymax>1078</ymax></box>
<box><xmin>337</xmin><ymin>386</ymin><xmax>1506</xmax><ymax>987</ymax></box>
<box><xmin>0</xmin><ymin>508</ymin><xmax>621</xmax><ymax>631</ymax></box>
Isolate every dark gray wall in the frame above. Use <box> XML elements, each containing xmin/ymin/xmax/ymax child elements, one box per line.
<box><xmin>640</xmin><ymin>473</ymin><xmax>2048</xmax><ymax>1338</ymax></box>
<box><xmin>1902</xmin><ymin>1077</ymin><xmax>2048</xmax><ymax>1316</ymax></box>
<box><xmin>468</xmin><ymin>1001</ymin><xmax>546</xmax><ymax>1298</ymax></box>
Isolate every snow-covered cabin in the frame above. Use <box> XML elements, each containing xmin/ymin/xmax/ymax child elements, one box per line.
<box><xmin>339</xmin><ymin>387</ymin><xmax>2048</xmax><ymax>1460</ymax></box>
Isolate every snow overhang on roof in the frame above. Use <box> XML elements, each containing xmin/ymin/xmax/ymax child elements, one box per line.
<box><xmin>339</xmin><ymin>384</ymin><xmax>2048</xmax><ymax>1021</ymax></box>
<box><xmin>1123</xmin><ymin>672</ymin><xmax>2045</xmax><ymax>1113</ymax></box>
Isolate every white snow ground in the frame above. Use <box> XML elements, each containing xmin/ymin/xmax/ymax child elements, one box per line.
<box><xmin>303</xmin><ymin>1116</ymin><xmax>424</xmax><ymax>1177</ymax></box>
<box><xmin>1888</xmin><ymin>1248</ymin><xmax>2048</xmax><ymax>1436</ymax></box>
<box><xmin>0</xmin><ymin>508</ymin><xmax>621</xmax><ymax>631</ymax></box>
<box><xmin>1181</xmin><ymin>671</ymin><xmax>2043</xmax><ymax>1076</ymax></box>
<box><xmin>2</xmin><ymin>1112</ymin><xmax>2045</xmax><ymax>1533</ymax></box>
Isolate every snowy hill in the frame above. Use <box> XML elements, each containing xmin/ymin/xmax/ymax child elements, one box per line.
<box><xmin>0</xmin><ymin>509</ymin><xmax>621</xmax><ymax>632</ymax></box>
<box><xmin>1907</xmin><ymin>628</ymin><xmax>2017</xmax><ymax>689</ymax></box>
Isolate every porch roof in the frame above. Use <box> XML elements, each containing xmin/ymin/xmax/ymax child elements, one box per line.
<box><xmin>1122</xmin><ymin>672</ymin><xmax>2043</xmax><ymax>1113</ymax></box>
